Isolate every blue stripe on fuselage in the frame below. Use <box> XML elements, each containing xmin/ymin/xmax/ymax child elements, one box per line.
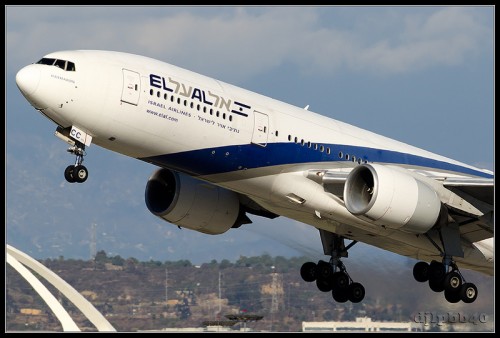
<box><xmin>140</xmin><ymin>142</ymin><xmax>493</xmax><ymax>178</ymax></box>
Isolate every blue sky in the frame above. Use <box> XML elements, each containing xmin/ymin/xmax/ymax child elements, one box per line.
<box><xmin>5</xmin><ymin>6</ymin><xmax>494</xmax><ymax>264</ymax></box>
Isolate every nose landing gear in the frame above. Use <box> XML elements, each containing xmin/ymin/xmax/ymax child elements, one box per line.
<box><xmin>64</xmin><ymin>142</ymin><xmax>88</xmax><ymax>183</ymax></box>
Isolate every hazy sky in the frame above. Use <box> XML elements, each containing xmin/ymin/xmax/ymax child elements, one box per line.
<box><xmin>5</xmin><ymin>6</ymin><xmax>494</xmax><ymax>263</ymax></box>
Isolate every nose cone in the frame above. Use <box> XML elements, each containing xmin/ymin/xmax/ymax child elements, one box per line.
<box><xmin>16</xmin><ymin>65</ymin><xmax>41</xmax><ymax>96</ymax></box>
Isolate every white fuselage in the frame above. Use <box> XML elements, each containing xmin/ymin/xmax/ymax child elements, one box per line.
<box><xmin>16</xmin><ymin>50</ymin><xmax>493</xmax><ymax>275</ymax></box>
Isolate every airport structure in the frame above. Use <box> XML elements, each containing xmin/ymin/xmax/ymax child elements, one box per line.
<box><xmin>302</xmin><ymin>317</ymin><xmax>423</xmax><ymax>332</ymax></box>
<box><xmin>141</xmin><ymin>326</ymin><xmax>254</xmax><ymax>332</ymax></box>
<box><xmin>6</xmin><ymin>244</ymin><xmax>116</xmax><ymax>332</ymax></box>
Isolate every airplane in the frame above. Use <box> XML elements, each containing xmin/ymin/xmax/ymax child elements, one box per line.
<box><xmin>15</xmin><ymin>50</ymin><xmax>493</xmax><ymax>305</ymax></box>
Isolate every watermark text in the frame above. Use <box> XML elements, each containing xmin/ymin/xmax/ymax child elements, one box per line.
<box><xmin>414</xmin><ymin>312</ymin><xmax>487</xmax><ymax>326</ymax></box>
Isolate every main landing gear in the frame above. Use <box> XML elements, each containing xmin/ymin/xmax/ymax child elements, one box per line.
<box><xmin>64</xmin><ymin>141</ymin><xmax>88</xmax><ymax>183</ymax></box>
<box><xmin>412</xmin><ymin>213</ymin><xmax>478</xmax><ymax>304</ymax></box>
<box><xmin>300</xmin><ymin>233</ymin><xmax>365</xmax><ymax>303</ymax></box>
<box><xmin>413</xmin><ymin>257</ymin><xmax>477</xmax><ymax>304</ymax></box>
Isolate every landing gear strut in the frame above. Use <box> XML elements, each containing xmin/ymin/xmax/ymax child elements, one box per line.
<box><xmin>300</xmin><ymin>232</ymin><xmax>365</xmax><ymax>303</ymax></box>
<box><xmin>64</xmin><ymin>142</ymin><xmax>88</xmax><ymax>183</ymax></box>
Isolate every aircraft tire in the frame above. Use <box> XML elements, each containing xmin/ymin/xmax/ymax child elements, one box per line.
<box><xmin>300</xmin><ymin>262</ymin><xmax>317</xmax><ymax>282</ymax></box>
<box><xmin>332</xmin><ymin>287</ymin><xmax>349</xmax><ymax>303</ymax></box>
<box><xmin>73</xmin><ymin>165</ymin><xmax>88</xmax><ymax>183</ymax></box>
<box><xmin>460</xmin><ymin>283</ymin><xmax>478</xmax><ymax>303</ymax></box>
<box><xmin>316</xmin><ymin>260</ymin><xmax>333</xmax><ymax>280</ymax></box>
<box><xmin>332</xmin><ymin>272</ymin><xmax>349</xmax><ymax>289</ymax></box>
<box><xmin>64</xmin><ymin>165</ymin><xmax>76</xmax><ymax>183</ymax></box>
<box><xmin>428</xmin><ymin>261</ymin><xmax>445</xmax><ymax>292</ymax></box>
<box><xmin>429</xmin><ymin>278</ymin><xmax>445</xmax><ymax>293</ymax></box>
<box><xmin>443</xmin><ymin>271</ymin><xmax>462</xmax><ymax>293</ymax></box>
<box><xmin>413</xmin><ymin>261</ymin><xmax>429</xmax><ymax>282</ymax></box>
<box><xmin>348</xmin><ymin>282</ymin><xmax>365</xmax><ymax>303</ymax></box>
<box><xmin>316</xmin><ymin>277</ymin><xmax>333</xmax><ymax>292</ymax></box>
<box><xmin>429</xmin><ymin>260</ymin><xmax>446</xmax><ymax>281</ymax></box>
<box><xmin>444</xmin><ymin>289</ymin><xmax>461</xmax><ymax>303</ymax></box>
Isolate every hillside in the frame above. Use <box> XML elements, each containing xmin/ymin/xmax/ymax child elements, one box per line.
<box><xmin>6</xmin><ymin>252</ymin><xmax>494</xmax><ymax>332</ymax></box>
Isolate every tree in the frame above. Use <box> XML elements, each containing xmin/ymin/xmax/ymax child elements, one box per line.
<box><xmin>111</xmin><ymin>255</ymin><xmax>125</xmax><ymax>266</ymax></box>
<box><xmin>94</xmin><ymin>250</ymin><xmax>108</xmax><ymax>263</ymax></box>
<box><xmin>124</xmin><ymin>257</ymin><xmax>139</xmax><ymax>272</ymax></box>
<box><xmin>220</xmin><ymin>259</ymin><xmax>232</xmax><ymax>269</ymax></box>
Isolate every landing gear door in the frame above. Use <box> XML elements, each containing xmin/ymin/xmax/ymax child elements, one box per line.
<box><xmin>252</xmin><ymin>111</ymin><xmax>269</xmax><ymax>147</ymax></box>
<box><xmin>121</xmin><ymin>69</ymin><xmax>141</xmax><ymax>105</ymax></box>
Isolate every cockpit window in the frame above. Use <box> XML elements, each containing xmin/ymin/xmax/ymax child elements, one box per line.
<box><xmin>54</xmin><ymin>59</ymin><xmax>66</xmax><ymax>69</ymax></box>
<box><xmin>36</xmin><ymin>58</ymin><xmax>76</xmax><ymax>71</ymax></box>
<box><xmin>37</xmin><ymin>58</ymin><xmax>56</xmax><ymax>66</ymax></box>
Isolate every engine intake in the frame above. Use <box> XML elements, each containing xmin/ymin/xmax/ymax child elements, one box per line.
<box><xmin>344</xmin><ymin>163</ymin><xmax>441</xmax><ymax>233</ymax></box>
<box><xmin>145</xmin><ymin>168</ymin><xmax>241</xmax><ymax>235</ymax></box>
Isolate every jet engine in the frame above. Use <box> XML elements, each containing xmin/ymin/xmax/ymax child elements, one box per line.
<box><xmin>343</xmin><ymin>163</ymin><xmax>442</xmax><ymax>233</ymax></box>
<box><xmin>145</xmin><ymin>168</ymin><xmax>241</xmax><ymax>235</ymax></box>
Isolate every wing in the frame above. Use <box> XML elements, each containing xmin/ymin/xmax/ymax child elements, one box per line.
<box><xmin>441</xmin><ymin>178</ymin><xmax>493</xmax><ymax>205</ymax></box>
<box><xmin>441</xmin><ymin>178</ymin><xmax>494</xmax><ymax>243</ymax></box>
<box><xmin>406</xmin><ymin>171</ymin><xmax>494</xmax><ymax>243</ymax></box>
<box><xmin>305</xmin><ymin>167</ymin><xmax>494</xmax><ymax>243</ymax></box>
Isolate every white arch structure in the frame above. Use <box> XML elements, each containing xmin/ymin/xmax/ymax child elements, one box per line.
<box><xmin>6</xmin><ymin>244</ymin><xmax>116</xmax><ymax>332</ymax></box>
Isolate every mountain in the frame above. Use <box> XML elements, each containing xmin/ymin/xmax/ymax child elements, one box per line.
<box><xmin>6</xmin><ymin>253</ymin><xmax>494</xmax><ymax>332</ymax></box>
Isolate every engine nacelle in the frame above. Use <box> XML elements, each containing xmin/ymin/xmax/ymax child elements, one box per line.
<box><xmin>145</xmin><ymin>168</ymin><xmax>240</xmax><ymax>235</ymax></box>
<box><xmin>343</xmin><ymin>163</ymin><xmax>441</xmax><ymax>233</ymax></box>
